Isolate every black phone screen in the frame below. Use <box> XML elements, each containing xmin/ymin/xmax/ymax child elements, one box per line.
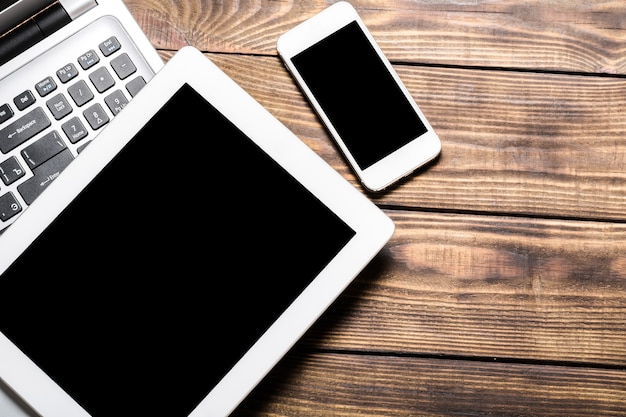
<box><xmin>291</xmin><ymin>21</ymin><xmax>428</xmax><ymax>170</ymax></box>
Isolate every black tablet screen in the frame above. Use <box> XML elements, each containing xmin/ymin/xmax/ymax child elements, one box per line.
<box><xmin>0</xmin><ymin>84</ymin><xmax>355</xmax><ymax>416</ymax></box>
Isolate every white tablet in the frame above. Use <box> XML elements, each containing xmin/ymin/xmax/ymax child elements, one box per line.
<box><xmin>0</xmin><ymin>46</ymin><xmax>394</xmax><ymax>417</ymax></box>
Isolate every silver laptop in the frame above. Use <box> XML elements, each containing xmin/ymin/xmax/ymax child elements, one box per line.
<box><xmin>0</xmin><ymin>0</ymin><xmax>163</xmax><ymax>232</ymax></box>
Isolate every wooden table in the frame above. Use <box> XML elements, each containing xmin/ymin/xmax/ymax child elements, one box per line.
<box><xmin>124</xmin><ymin>1</ymin><xmax>626</xmax><ymax>415</ymax></box>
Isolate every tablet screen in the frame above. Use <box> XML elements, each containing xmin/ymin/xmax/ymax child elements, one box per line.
<box><xmin>0</xmin><ymin>84</ymin><xmax>356</xmax><ymax>416</ymax></box>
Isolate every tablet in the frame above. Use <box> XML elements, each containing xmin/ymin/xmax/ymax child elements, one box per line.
<box><xmin>0</xmin><ymin>46</ymin><xmax>394</xmax><ymax>417</ymax></box>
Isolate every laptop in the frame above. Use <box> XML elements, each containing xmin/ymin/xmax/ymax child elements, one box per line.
<box><xmin>0</xmin><ymin>0</ymin><xmax>164</xmax><ymax>232</ymax></box>
<box><xmin>0</xmin><ymin>46</ymin><xmax>395</xmax><ymax>417</ymax></box>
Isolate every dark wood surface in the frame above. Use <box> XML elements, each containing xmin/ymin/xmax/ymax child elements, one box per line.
<box><xmin>122</xmin><ymin>0</ymin><xmax>626</xmax><ymax>415</ymax></box>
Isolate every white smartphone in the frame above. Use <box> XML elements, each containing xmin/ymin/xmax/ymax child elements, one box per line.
<box><xmin>277</xmin><ymin>1</ymin><xmax>441</xmax><ymax>192</ymax></box>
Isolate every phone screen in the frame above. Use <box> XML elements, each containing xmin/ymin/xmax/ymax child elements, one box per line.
<box><xmin>291</xmin><ymin>21</ymin><xmax>428</xmax><ymax>170</ymax></box>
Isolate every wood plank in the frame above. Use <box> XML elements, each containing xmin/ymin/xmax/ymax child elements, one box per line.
<box><xmin>159</xmin><ymin>51</ymin><xmax>626</xmax><ymax>221</ymax></box>
<box><xmin>301</xmin><ymin>210</ymin><xmax>626</xmax><ymax>366</ymax></box>
<box><xmin>125</xmin><ymin>0</ymin><xmax>626</xmax><ymax>74</ymax></box>
<box><xmin>380</xmin><ymin>65</ymin><xmax>626</xmax><ymax>221</ymax></box>
<box><xmin>233</xmin><ymin>352</ymin><xmax>626</xmax><ymax>416</ymax></box>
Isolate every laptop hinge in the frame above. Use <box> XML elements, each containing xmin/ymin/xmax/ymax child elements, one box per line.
<box><xmin>58</xmin><ymin>0</ymin><xmax>97</xmax><ymax>20</ymax></box>
<box><xmin>0</xmin><ymin>1</ymin><xmax>74</xmax><ymax>65</ymax></box>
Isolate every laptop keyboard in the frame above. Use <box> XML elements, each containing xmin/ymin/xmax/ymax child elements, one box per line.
<box><xmin>0</xmin><ymin>17</ymin><xmax>157</xmax><ymax>232</ymax></box>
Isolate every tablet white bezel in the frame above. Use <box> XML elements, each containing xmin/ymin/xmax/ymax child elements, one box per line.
<box><xmin>0</xmin><ymin>46</ymin><xmax>394</xmax><ymax>417</ymax></box>
<box><xmin>277</xmin><ymin>1</ymin><xmax>441</xmax><ymax>192</ymax></box>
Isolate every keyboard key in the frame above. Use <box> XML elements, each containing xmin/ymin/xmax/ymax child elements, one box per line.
<box><xmin>78</xmin><ymin>49</ymin><xmax>100</xmax><ymax>70</ymax></box>
<box><xmin>46</xmin><ymin>93</ymin><xmax>73</xmax><ymax>120</ymax></box>
<box><xmin>57</xmin><ymin>63</ymin><xmax>79</xmax><ymax>83</ymax></box>
<box><xmin>99</xmin><ymin>36</ymin><xmax>121</xmax><ymax>57</ymax></box>
<box><xmin>83</xmin><ymin>103</ymin><xmax>109</xmax><ymax>130</ymax></box>
<box><xmin>0</xmin><ymin>29</ymin><xmax>154</xmax><ymax>230</ymax></box>
<box><xmin>105</xmin><ymin>90</ymin><xmax>128</xmax><ymax>115</ymax></box>
<box><xmin>0</xmin><ymin>107</ymin><xmax>51</xmax><ymax>153</ymax></box>
<box><xmin>126</xmin><ymin>76</ymin><xmax>146</xmax><ymax>97</ymax></box>
<box><xmin>67</xmin><ymin>80</ymin><xmax>94</xmax><ymax>107</ymax></box>
<box><xmin>0</xmin><ymin>104</ymin><xmax>13</xmax><ymax>124</ymax></box>
<box><xmin>77</xmin><ymin>141</ymin><xmax>91</xmax><ymax>153</ymax></box>
<box><xmin>111</xmin><ymin>53</ymin><xmax>136</xmax><ymax>80</ymax></box>
<box><xmin>18</xmin><ymin>149</ymin><xmax>74</xmax><ymax>204</ymax></box>
<box><xmin>21</xmin><ymin>131</ymin><xmax>67</xmax><ymax>170</ymax></box>
<box><xmin>13</xmin><ymin>90</ymin><xmax>36</xmax><ymax>111</ymax></box>
<box><xmin>89</xmin><ymin>67</ymin><xmax>115</xmax><ymax>93</ymax></box>
<box><xmin>0</xmin><ymin>157</ymin><xmax>25</xmax><ymax>185</ymax></box>
<box><xmin>0</xmin><ymin>192</ymin><xmax>22</xmax><ymax>222</ymax></box>
<box><xmin>62</xmin><ymin>117</ymin><xmax>88</xmax><ymax>144</ymax></box>
<box><xmin>35</xmin><ymin>77</ymin><xmax>57</xmax><ymax>97</ymax></box>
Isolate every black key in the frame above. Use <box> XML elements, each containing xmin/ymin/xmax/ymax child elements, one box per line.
<box><xmin>83</xmin><ymin>103</ymin><xmax>109</xmax><ymax>130</ymax></box>
<box><xmin>0</xmin><ymin>192</ymin><xmax>21</xmax><ymax>222</ymax></box>
<box><xmin>111</xmin><ymin>53</ymin><xmax>136</xmax><ymax>80</ymax></box>
<box><xmin>89</xmin><ymin>67</ymin><xmax>115</xmax><ymax>93</ymax></box>
<box><xmin>57</xmin><ymin>63</ymin><xmax>79</xmax><ymax>83</ymax></box>
<box><xmin>126</xmin><ymin>76</ymin><xmax>146</xmax><ymax>98</ymax></box>
<box><xmin>46</xmin><ymin>93</ymin><xmax>73</xmax><ymax>120</ymax></box>
<box><xmin>13</xmin><ymin>90</ymin><xmax>35</xmax><ymax>110</ymax></box>
<box><xmin>62</xmin><ymin>117</ymin><xmax>88</xmax><ymax>144</ymax></box>
<box><xmin>0</xmin><ymin>156</ymin><xmax>25</xmax><ymax>185</ymax></box>
<box><xmin>67</xmin><ymin>80</ymin><xmax>94</xmax><ymax>107</ymax></box>
<box><xmin>77</xmin><ymin>141</ymin><xmax>91</xmax><ymax>153</ymax></box>
<box><xmin>18</xmin><ymin>149</ymin><xmax>74</xmax><ymax>204</ymax></box>
<box><xmin>78</xmin><ymin>49</ymin><xmax>100</xmax><ymax>70</ymax></box>
<box><xmin>0</xmin><ymin>104</ymin><xmax>13</xmax><ymax>124</ymax></box>
<box><xmin>21</xmin><ymin>130</ymin><xmax>66</xmax><ymax>169</ymax></box>
<box><xmin>0</xmin><ymin>107</ymin><xmax>51</xmax><ymax>153</ymax></box>
<box><xmin>99</xmin><ymin>36</ymin><xmax>121</xmax><ymax>57</ymax></box>
<box><xmin>105</xmin><ymin>90</ymin><xmax>128</xmax><ymax>115</ymax></box>
<box><xmin>35</xmin><ymin>76</ymin><xmax>57</xmax><ymax>97</ymax></box>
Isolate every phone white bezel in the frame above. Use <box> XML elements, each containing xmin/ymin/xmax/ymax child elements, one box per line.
<box><xmin>0</xmin><ymin>46</ymin><xmax>394</xmax><ymax>417</ymax></box>
<box><xmin>277</xmin><ymin>1</ymin><xmax>441</xmax><ymax>192</ymax></box>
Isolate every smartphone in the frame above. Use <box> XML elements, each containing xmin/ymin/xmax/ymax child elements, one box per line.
<box><xmin>277</xmin><ymin>1</ymin><xmax>441</xmax><ymax>192</ymax></box>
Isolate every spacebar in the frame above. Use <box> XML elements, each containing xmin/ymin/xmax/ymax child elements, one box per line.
<box><xmin>18</xmin><ymin>149</ymin><xmax>74</xmax><ymax>205</ymax></box>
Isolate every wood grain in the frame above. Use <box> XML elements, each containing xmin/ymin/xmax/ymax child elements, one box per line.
<box><xmin>160</xmin><ymin>51</ymin><xmax>626</xmax><ymax>221</ymax></box>
<box><xmin>159</xmin><ymin>46</ymin><xmax>626</xmax><ymax>365</ymax></box>
<box><xmin>126</xmin><ymin>0</ymin><xmax>626</xmax><ymax>74</ymax></box>
<box><xmin>121</xmin><ymin>1</ymin><xmax>626</xmax><ymax>415</ymax></box>
<box><xmin>305</xmin><ymin>210</ymin><xmax>626</xmax><ymax>365</ymax></box>
<box><xmin>233</xmin><ymin>352</ymin><xmax>626</xmax><ymax>416</ymax></box>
